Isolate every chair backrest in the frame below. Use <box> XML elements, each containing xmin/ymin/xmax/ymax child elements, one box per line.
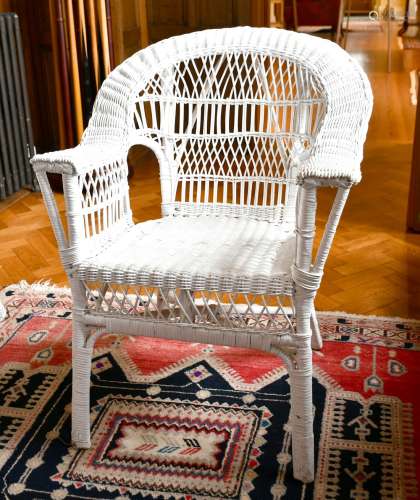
<box><xmin>81</xmin><ymin>27</ymin><xmax>371</xmax><ymax>224</ymax></box>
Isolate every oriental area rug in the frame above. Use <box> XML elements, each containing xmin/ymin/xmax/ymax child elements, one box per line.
<box><xmin>0</xmin><ymin>282</ymin><xmax>419</xmax><ymax>499</ymax></box>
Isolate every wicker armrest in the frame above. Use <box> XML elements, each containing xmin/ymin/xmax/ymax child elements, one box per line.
<box><xmin>30</xmin><ymin>144</ymin><xmax>126</xmax><ymax>176</ymax></box>
<box><xmin>32</xmin><ymin>143</ymin><xmax>132</xmax><ymax>268</ymax></box>
<box><xmin>299</xmin><ymin>173</ymin><xmax>354</xmax><ymax>189</ymax></box>
<box><xmin>298</xmin><ymin>157</ymin><xmax>361</xmax><ymax>186</ymax></box>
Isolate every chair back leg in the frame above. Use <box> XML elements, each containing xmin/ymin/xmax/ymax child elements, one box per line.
<box><xmin>70</xmin><ymin>279</ymin><xmax>93</xmax><ymax>448</ymax></box>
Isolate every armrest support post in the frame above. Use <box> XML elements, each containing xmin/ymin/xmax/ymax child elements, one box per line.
<box><xmin>35</xmin><ymin>170</ymin><xmax>69</xmax><ymax>267</ymax></box>
<box><xmin>313</xmin><ymin>186</ymin><xmax>350</xmax><ymax>274</ymax></box>
<box><xmin>62</xmin><ymin>173</ymin><xmax>86</xmax><ymax>265</ymax></box>
<box><xmin>296</xmin><ymin>183</ymin><xmax>317</xmax><ymax>272</ymax></box>
<box><xmin>293</xmin><ymin>181</ymin><xmax>351</xmax><ymax>304</ymax></box>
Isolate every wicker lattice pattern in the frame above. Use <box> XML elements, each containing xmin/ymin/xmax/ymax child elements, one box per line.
<box><xmin>132</xmin><ymin>51</ymin><xmax>325</xmax><ymax>222</ymax></box>
<box><xmin>31</xmin><ymin>27</ymin><xmax>372</xmax><ymax>483</ymax></box>
<box><xmin>84</xmin><ymin>283</ymin><xmax>294</xmax><ymax>334</ymax></box>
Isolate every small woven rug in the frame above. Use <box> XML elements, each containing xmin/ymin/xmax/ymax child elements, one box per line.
<box><xmin>0</xmin><ymin>282</ymin><xmax>419</xmax><ymax>499</ymax></box>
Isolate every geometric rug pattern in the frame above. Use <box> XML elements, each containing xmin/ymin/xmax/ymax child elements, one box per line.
<box><xmin>0</xmin><ymin>283</ymin><xmax>419</xmax><ymax>499</ymax></box>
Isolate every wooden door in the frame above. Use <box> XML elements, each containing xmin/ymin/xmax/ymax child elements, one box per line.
<box><xmin>110</xmin><ymin>0</ymin><xmax>149</xmax><ymax>65</ymax></box>
<box><xmin>146</xmin><ymin>0</ymin><xmax>253</xmax><ymax>44</ymax></box>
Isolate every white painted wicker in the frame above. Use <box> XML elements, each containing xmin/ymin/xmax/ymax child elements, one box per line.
<box><xmin>31</xmin><ymin>27</ymin><xmax>372</xmax><ymax>483</ymax></box>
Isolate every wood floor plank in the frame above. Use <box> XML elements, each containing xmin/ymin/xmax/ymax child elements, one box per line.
<box><xmin>0</xmin><ymin>256</ymin><xmax>36</xmax><ymax>284</ymax></box>
<box><xmin>13</xmin><ymin>245</ymin><xmax>49</xmax><ymax>271</ymax></box>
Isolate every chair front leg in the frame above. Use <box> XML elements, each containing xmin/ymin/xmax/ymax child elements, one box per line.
<box><xmin>289</xmin><ymin>293</ymin><xmax>315</xmax><ymax>483</ymax></box>
<box><xmin>70</xmin><ymin>279</ymin><xmax>92</xmax><ymax>448</ymax></box>
<box><xmin>71</xmin><ymin>317</ymin><xmax>93</xmax><ymax>448</ymax></box>
<box><xmin>289</xmin><ymin>343</ymin><xmax>314</xmax><ymax>482</ymax></box>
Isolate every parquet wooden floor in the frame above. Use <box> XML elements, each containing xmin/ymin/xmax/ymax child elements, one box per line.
<box><xmin>1</xmin><ymin>24</ymin><xmax>420</xmax><ymax>318</ymax></box>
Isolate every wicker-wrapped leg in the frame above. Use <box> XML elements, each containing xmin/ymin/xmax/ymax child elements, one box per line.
<box><xmin>310</xmin><ymin>307</ymin><xmax>323</xmax><ymax>350</ymax></box>
<box><xmin>289</xmin><ymin>339</ymin><xmax>314</xmax><ymax>482</ymax></box>
<box><xmin>71</xmin><ymin>319</ymin><xmax>93</xmax><ymax>448</ymax></box>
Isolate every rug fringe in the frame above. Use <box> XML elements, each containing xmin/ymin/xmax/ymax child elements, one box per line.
<box><xmin>3</xmin><ymin>280</ymin><xmax>71</xmax><ymax>297</ymax></box>
<box><xmin>317</xmin><ymin>310</ymin><xmax>420</xmax><ymax>324</ymax></box>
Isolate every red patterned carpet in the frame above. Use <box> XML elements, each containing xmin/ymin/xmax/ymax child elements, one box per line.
<box><xmin>0</xmin><ymin>282</ymin><xmax>419</xmax><ymax>499</ymax></box>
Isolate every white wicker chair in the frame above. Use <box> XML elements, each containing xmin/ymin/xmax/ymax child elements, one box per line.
<box><xmin>31</xmin><ymin>27</ymin><xmax>372</xmax><ymax>483</ymax></box>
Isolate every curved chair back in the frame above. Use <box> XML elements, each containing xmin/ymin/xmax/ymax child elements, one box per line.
<box><xmin>81</xmin><ymin>27</ymin><xmax>372</xmax><ymax>223</ymax></box>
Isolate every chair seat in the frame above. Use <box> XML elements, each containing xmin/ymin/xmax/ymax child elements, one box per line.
<box><xmin>75</xmin><ymin>215</ymin><xmax>296</xmax><ymax>294</ymax></box>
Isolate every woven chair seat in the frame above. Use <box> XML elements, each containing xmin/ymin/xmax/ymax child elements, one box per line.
<box><xmin>75</xmin><ymin>215</ymin><xmax>296</xmax><ymax>294</ymax></box>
